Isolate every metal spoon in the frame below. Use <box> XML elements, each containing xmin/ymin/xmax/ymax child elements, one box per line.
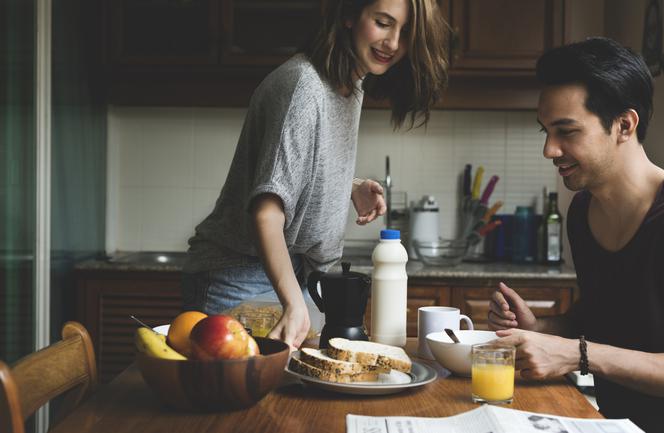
<box><xmin>444</xmin><ymin>328</ymin><xmax>461</xmax><ymax>344</ymax></box>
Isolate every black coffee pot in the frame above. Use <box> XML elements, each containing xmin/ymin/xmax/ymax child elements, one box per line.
<box><xmin>307</xmin><ymin>262</ymin><xmax>371</xmax><ymax>348</ymax></box>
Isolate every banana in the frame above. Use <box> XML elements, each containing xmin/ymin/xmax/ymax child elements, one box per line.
<box><xmin>135</xmin><ymin>327</ymin><xmax>186</xmax><ymax>360</ymax></box>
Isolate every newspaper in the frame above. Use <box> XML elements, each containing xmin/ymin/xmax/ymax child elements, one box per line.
<box><xmin>347</xmin><ymin>405</ymin><xmax>644</xmax><ymax>433</ymax></box>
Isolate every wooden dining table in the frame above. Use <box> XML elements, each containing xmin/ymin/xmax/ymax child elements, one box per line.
<box><xmin>50</xmin><ymin>339</ymin><xmax>602</xmax><ymax>433</ymax></box>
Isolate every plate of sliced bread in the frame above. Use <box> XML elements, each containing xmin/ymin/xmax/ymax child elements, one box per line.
<box><xmin>287</xmin><ymin>338</ymin><xmax>437</xmax><ymax>395</ymax></box>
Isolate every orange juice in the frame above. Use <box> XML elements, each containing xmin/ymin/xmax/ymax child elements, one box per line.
<box><xmin>471</xmin><ymin>363</ymin><xmax>515</xmax><ymax>402</ymax></box>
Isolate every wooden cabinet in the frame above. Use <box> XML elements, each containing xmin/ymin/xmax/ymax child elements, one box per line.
<box><xmin>105</xmin><ymin>0</ymin><xmax>584</xmax><ymax>108</ymax></box>
<box><xmin>446</xmin><ymin>0</ymin><xmax>564</xmax><ymax>74</ymax></box>
<box><xmin>75</xmin><ymin>269</ymin><xmax>183</xmax><ymax>383</ymax></box>
<box><xmin>108</xmin><ymin>0</ymin><xmax>221</xmax><ymax>66</ymax></box>
<box><xmin>104</xmin><ymin>0</ymin><xmax>593</xmax><ymax>108</ymax></box>
<box><xmin>366</xmin><ymin>276</ymin><xmax>576</xmax><ymax>336</ymax></box>
<box><xmin>436</xmin><ymin>0</ymin><xmax>565</xmax><ymax>109</ymax></box>
<box><xmin>221</xmin><ymin>1</ymin><xmax>320</xmax><ymax>65</ymax></box>
<box><xmin>105</xmin><ymin>0</ymin><xmax>322</xmax><ymax>106</ymax></box>
<box><xmin>450</xmin><ymin>282</ymin><xmax>574</xmax><ymax>330</ymax></box>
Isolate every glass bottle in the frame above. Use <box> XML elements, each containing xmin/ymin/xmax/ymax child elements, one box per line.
<box><xmin>545</xmin><ymin>192</ymin><xmax>563</xmax><ymax>264</ymax></box>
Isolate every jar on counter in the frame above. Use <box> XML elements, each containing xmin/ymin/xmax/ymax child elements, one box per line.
<box><xmin>512</xmin><ymin>206</ymin><xmax>535</xmax><ymax>263</ymax></box>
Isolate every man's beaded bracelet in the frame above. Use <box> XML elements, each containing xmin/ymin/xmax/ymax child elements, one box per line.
<box><xmin>579</xmin><ymin>335</ymin><xmax>589</xmax><ymax>376</ymax></box>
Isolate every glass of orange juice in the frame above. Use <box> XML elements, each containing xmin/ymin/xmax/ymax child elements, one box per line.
<box><xmin>471</xmin><ymin>343</ymin><xmax>516</xmax><ymax>404</ymax></box>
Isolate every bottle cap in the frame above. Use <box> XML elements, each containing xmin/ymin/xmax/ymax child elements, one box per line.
<box><xmin>380</xmin><ymin>229</ymin><xmax>401</xmax><ymax>240</ymax></box>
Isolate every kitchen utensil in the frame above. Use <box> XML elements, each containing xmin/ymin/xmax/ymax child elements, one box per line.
<box><xmin>307</xmin><ymin>262</ymin><xmax>371</xmax><ymax>348</ymax></box>
<box><xmin>471</xmin><ymin>166</ymin><xmax>485</xmax><ymax>199</ymax></box>
<box><xmin>286</xmin><ymin>353</ymin><xmax>437</xmax><ymax>395</ymax></box>
<box><xmin>408</xmin><ymin>195</ymin><xmax>440</xmax><ymax>258</ymax></box>
<box><xmin>482</xmin><ymin>201</ymin><xmax>503</xmax><ymax>223</ymax></box>
<box><xmin>445</xmin><ymin>328</ymin><xmax>461</xmax><ymax>344</ymax></box>
<box><xmin>140</xmin><ymin>325</ymin><xmax>290</xmax><ymax>411</ymax></box>
<box><xmin>480</xmin><ymin>175</ymin><xmax>499</xmax><ymax>205</ymax></box>
<box><xmin>463</xmin><ymin>164</ymin><xmax>472</xmax><ymax>197</ymax></box>
<box><xmin>418</xmin><ymin>307</ymin><xmax>473</xmax><ymax>359</ymax></box>
<box><xmin>478</xmin><ymin>219</ymin><xmax>502</xmax><ymax>237</ymax></box>
<box><xmin>426</xmin><ymin>329</ymin><xmax>498</xmax><ymax>376</ymax></box>
<box><xmin>413</xmin><ymin>239</ymin><xmax>468</xmax><ymax>267</ymax></box>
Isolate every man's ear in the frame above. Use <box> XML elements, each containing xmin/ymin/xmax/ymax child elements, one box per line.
<box><xmin>615</xmin><ymin>109</ymin><xmax>639</xmax><ymax>143</ymax></box>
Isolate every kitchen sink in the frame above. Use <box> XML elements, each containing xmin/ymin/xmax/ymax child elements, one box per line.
<box><xmin>108</xmin><ymin>251</ymin><xmax>188</xmax><ymax>266</ymax></box>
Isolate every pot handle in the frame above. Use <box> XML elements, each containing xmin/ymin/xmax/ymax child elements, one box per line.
<box><xmin>307</xmin><ymin>271</ymin><xmax>325</xmax><ymax>313</ymax></box>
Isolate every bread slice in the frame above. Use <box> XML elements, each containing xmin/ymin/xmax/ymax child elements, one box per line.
<box><xmin>327</xmin><ymin>338</ymin><xmax>412</xmax><ymax>373</ymax></box>
<box><xmin>288</xmin><ymin>356</ymin><xmax>379</xmax><ymax>383</ymax></box>
<box><xmin>300</xmin><ymin>348</ymin><xmax>364</xmax><ymax>374</ymax></box>
<box><xmin>300</xmin><ymin>348</ymin><xmax>390</xmax><ymax>374</ymax></box>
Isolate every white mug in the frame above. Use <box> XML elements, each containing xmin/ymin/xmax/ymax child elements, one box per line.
<box><xmin>417</xmin><ymin>306</ymin><xmax>473</xmax><ymax>359</ymax></box>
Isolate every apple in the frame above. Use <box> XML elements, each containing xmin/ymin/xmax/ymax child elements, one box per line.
<box><xmin>246</xmin><ymin>334</ymin><xmax>260</xmax><ymax>357</ymax></box>
<box><xmin>190</xmin><ymin>314</ymin><xmax>260</xmax><ymax>360</ymax></box>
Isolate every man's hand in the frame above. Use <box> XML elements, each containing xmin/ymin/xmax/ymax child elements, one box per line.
<box><xmin>496</xmin><ymin>328</ymin><xmax>579</xmax><ymax>380</ymax></box>
<box><xmin>267</xmin><ymin>302</ymin><xmax>310</xmax><ymax>350</ymax></box>
<box><xmin>488</xmin><ymin>282</ymin><xmax>537</xmax><ymax>331</ymax></box>
<box><xmin>351</xmin><ymin>179</ymin><xmax>386</xmax><ymax>225</ymax></box>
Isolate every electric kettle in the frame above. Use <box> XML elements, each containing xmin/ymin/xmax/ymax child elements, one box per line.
<box><xmin>409</xmin><ymin>195</ymin><xmax>441</xmax><ymax>257</ymax></box>
<box><xmin>307</xmin><ymin>262</ymin><xmax>371</xmax><ymax>348</ymax></box>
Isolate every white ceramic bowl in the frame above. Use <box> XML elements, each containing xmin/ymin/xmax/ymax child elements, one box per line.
<box><xmin>426</xmin><ymin>330</ymin><xmax>498</xmax><ymax>376</ymax></box>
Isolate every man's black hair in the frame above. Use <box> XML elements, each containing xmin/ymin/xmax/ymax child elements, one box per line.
<box><xmin>536</xmin><ymin>37</ymin><xmax>654</xmax><ymax>143</ymax></box>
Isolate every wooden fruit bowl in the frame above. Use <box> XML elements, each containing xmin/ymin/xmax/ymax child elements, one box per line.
<box><xmin>137</xmin><ymin>337</ymin><xmax>290</xmax><ymax>411</ymax></box>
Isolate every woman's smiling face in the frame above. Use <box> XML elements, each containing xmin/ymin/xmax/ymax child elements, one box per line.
<box><xmin>348</xmin><ymin>0</ymin><xmax>410</xmax><ymax>80</ymax></box>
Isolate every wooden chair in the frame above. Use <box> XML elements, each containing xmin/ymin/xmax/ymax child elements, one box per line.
<box><xmin>0</xmin><ymin>321</ymin><xmax>97</xmax><ymax>433</ymax></box>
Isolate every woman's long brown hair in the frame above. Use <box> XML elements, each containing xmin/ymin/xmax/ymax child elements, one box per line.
<box><xmin>304</xmin><ymin>0</ymin><xmax>449</xmax><ymax>130</ymax></box>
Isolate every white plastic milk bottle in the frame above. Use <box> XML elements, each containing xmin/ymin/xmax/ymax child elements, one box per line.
<box><xmin>370</xmin><ymin>229</ymin><xmax>408</xmax><ymax>347</ymax></box>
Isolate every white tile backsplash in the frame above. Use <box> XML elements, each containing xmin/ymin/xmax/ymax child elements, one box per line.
<box><xmin>140</xmin><ymin>187</ymin><xmax>194</xmax><ymax>251</ymax></box>
<box><xmin>107</xmin><ymin>106</ymin><xmax>557</xmax><ymax>253</ymax></box>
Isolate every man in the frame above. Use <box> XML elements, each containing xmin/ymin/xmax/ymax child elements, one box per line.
<box><xmin>489</xmin><ymin>37</ymin><xmax>664</xmax><ymax>432</ymax></box>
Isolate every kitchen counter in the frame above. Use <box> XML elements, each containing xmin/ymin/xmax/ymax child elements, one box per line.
<box><xmin>75</xmin><ymin>251</ymin><xmax>576</xmax><ymax>280</ymax></box>
<box><xmin>336</xmin><ymin>260</ymin><xmax>576</xmax><ymax>280</ymax></box>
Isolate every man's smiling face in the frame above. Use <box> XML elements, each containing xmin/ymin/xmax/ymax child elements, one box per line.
<box><xmin>537</xmin><ymin>83</ymin><xmax>618</xmax><ymax>191</ymax></box>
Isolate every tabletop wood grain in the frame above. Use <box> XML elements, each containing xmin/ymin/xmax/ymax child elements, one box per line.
<box><xmin>50</xmin><ymin>340</ymin><xmax>602</xmax><ymax>433</ymax></box>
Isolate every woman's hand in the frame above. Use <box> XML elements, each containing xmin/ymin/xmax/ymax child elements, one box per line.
<box><xmin>267</xmin><ymin>301</ymin><xmax>310</xmax><ymax>350</ymax></box>
<box><xmin>351</xmin><ymin>179</ymin><xmax>386</xmax><ymax>225</ymax></box>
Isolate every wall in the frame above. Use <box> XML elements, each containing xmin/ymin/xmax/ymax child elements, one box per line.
<box><xmin>106</xmin><ymin>107</ymin><xmax>556</xmax><ymax>253</ymax></box>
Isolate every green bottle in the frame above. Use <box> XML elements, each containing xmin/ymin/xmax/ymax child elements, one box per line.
<box><xmin>546</xmin><ymin>192</ymin><xmax>562</xmax><ymax>264</ymax></box>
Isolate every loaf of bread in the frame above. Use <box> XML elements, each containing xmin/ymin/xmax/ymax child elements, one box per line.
<box><xmin>326</xmin><ymin>338</ymin><xmax>412</xmax><ymax>373</ymax></box>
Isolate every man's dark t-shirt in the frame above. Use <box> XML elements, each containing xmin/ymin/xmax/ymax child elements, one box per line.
<box><xmin>567</xmin><ymin>183</ymin><xmax>664</xmax><ymax>432</ymax></box>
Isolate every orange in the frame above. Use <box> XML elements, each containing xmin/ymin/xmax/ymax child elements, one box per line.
<box><xmin>167</xmin><ymin>311</ymin><xmax>208</xmax><ymax>357</ymax></box>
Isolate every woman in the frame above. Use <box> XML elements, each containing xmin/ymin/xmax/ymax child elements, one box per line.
<box><xmin>182</xmin><ymin>0</ymin><xmax>448</xmax><ymax>348</ymax></box>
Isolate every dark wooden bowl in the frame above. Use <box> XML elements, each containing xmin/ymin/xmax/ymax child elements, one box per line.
<box><xmin>137</xmin><ymin>337</ymin><xmax>290</xmax><ymax>411</ymax></box>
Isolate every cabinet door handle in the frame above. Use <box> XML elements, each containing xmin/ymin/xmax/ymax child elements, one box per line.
<box><xmin>450</xmin><ymin>26</ymin><xmax>460</xmax><ymax>61</ymax></box>
<box><xmin>524</xmin><ymin>300</ymin><xmax>555</xmax><ymax>309</ymax></box>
